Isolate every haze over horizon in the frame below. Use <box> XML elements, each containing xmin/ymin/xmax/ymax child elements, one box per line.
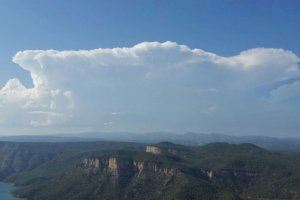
<box><xmin>0</xmin><ymin>1</ymin><xmax>299</xmax><ymax>137</ymax></box>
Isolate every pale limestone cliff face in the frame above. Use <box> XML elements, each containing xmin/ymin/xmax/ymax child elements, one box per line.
<box><xmin>83</xmin><ymin>156</ymin><xmax>178</xmax><ymax>179</ymax></box>
<box><xmin>132</xmin><ymin>161</ymin><xmax>176</xmax><ymax>176</ymax></box>
<box><xmin>83</xmin><ymin>156</ymin><xmax>257</xmax><ymax>184</ymax></box>
<box><xmin>146</xmin><ymin>146</ymin><xmax>161</xmax><ymax>154</ymax></box>
<box><xmin>108</xmin><ymin>157</ymin><xmax>118</xmax><ymax>171</ymax></box>
<box><xmin>207</xmin><ymin>170</ymin><xmax>214</xmax><ymax>179</ymax></box>
<box><xmin>206</xmin><ymin>169</ymin><xmax>258</xmax><ymax>180</ymax></box>
<box><xmin>133</xmin><ymin>161</ymin><xmax>144</xmax><ymax>172</ymax></box>
<box><xmin>83</xmin><ymin>158</ymin><xmax>101</xmax><ymax>173</ymax></box>
<box><xmin>160</xmin><ymin>167</ymin><xmax>177</xmax><ymax>176</ymax></box>
<box><xmin>108</xmin><ymin>157</ymin><xmax>118</xmax><ymax>177</ymax></box>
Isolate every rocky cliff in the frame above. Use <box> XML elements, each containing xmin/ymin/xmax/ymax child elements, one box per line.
<box><xmin>145</xmin><ymin>146</ymin><xmax>161</xmax><ymax>154</ymax></box>
<box><xmin>83</xmin><ymin>156</ymin><xmax>179</xmax><ymax>179</ymax></box>
<box><xmin>6</xmin><ymin>142</ymin><xmax>300</xmax><ymax>200</ymax></box>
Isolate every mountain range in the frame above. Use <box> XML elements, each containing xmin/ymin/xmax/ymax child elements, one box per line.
<box><xmin>1</xmin><ymin>132</ymin><xmax>299</xmax><ymax>153</ymax></box>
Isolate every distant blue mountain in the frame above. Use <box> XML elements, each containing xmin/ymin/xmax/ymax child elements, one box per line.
<box><xmin>0</xmin><ymin>132</ymin><xmax>299</xmax><ymax>153</ymax></box>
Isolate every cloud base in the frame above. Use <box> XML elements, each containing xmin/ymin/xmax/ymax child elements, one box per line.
<box><xmin>0</xmin><ymin>41</ymin><xmax>299</xmax><ymax>136</ymax></box>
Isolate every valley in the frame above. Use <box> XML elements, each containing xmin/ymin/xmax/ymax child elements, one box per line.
<box><xmin>0</xmin><ymin>141</ymin><xmax>299</xmax><ymax>200</ymax></box>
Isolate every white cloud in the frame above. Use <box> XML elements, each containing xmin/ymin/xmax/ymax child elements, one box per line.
<box><xmin>110</xmin><ymin>112</ymin><xmax>125</xmax><ymax>116</ymax></box>
<box><xmin>103</xmin><ymin>121</ymin><xmax>113</xmax><ymax>126</ymax></box>
<box><xmin>0</xmin><ymin>41</ymin><xmax>299</xmax><ymax>135</ymax></box>
<box><xmin>270</xmin><ymin>81</ymin><xmax>300</xmax><ymax>102</ymax></box>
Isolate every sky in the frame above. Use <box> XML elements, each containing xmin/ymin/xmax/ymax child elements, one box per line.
<box><xmin>0</xmin><ymin>0</ymin><xmax>300</xmax><ymax>137</ymax></box>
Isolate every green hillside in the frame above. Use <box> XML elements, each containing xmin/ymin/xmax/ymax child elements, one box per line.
<box><xmin>0</xmin><ymin>141</ymin><xmax>299</xmax><ymax>200</ymax></box>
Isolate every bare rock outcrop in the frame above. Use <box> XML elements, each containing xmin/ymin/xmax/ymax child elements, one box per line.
<box><xmin>146</xmin><ymin>146</ymin><xmax>161</xmax><ymax>154</ymax></box>
<box><xmin>83</xmin><ymin>155</ymin><xmax>179</xmax><ymax>180</ymax></box>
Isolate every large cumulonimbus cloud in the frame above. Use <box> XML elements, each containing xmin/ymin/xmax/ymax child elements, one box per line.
<box><xmin>0</xmin><ymin>41</ymin><xmax>299</xmax><ymax>135</ymax></box>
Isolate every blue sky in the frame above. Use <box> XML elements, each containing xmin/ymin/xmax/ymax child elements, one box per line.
<box><xmin>1</xmin><ymin>0</ymin><xmax>299</xmax><ymax>85</ymax></box>
<box><xmin>0</xmin><ymin>0</ymin><xmax>300</xmax><ymax>136</ymax></box>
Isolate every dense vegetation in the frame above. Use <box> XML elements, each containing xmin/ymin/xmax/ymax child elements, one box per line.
<box><xmin>0</xmin><ymin>141</ymin><xmax>299</xmax><ymax>199</ymax></box>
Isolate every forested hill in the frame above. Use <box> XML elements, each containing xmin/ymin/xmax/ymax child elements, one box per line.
<box><xmin>0</xmin><ymin>141</ymin><xmax>299</xmax><ymax>200</ymax></box>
